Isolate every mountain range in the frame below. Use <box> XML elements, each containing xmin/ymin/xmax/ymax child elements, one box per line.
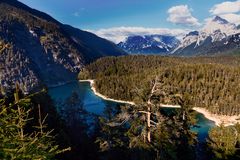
<box><xmin>117</xmin><ymin>16</ymin><xmax>240</xmax><ymax>55</ymax></box>
<box><xmin>173</xmin><ymin>16</ymin><xmax>240</xmax><ymax>56</ymax></box>
<box><xmin>0</xmin><ymin>0</ymin><xmax>126</xmax><ymax>94</ymax></box>
<box><xmin>118</xmin><ymin>35</ymin><xmax>180</xmax><ymax>54</ymax></box>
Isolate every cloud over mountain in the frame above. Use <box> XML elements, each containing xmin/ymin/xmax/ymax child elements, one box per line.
<box><xmin>88</xmin><ymin>27</ymin><xmax>189</xmax><ymax>43</ymax></box>
<box><xmin>209</xmin><ymin>0</ymin><xmax>240</xmax><ymax>25</ymax></box>
<box><xmin>210</xmin><ymin>0</ymin><xmax>240</xmax><ymax>15</ymax></box>
<box><xmin>220</xmin><ymin>13</ymin><xmax>240</xmax><ymax>25</ymax></box>
<box><xmin>167</xmin><ymin>5</ymin><xmax>200</xmax><ymax>27</ymax></box>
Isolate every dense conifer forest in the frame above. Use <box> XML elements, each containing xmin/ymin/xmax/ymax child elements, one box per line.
<box><xmin>79</xmin><ymin>55</ymin><xmax>240</xmax><ymax>116</ymax></box>
<box><xmin>77</xmin><ymin>55</ymin><xmax>240</xmax><ymax>159</ymax></box>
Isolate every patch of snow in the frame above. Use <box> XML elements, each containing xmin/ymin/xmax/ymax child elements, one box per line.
<box><xmin>178</xmin><ymin>34</ymin><xmax>198</xmax><ymax>49</ymax></box>
<box><xmin>71</xmin><ymin>37</ymin><xmax>79</xmax><ymax>43</ymax></box>
<box><xmin>153</xmin><ymin>37</ymin><xmax>162</xmax><ymax>42</ymax></box>
<box><xmin>29</xmin><ymin>30</ymin><xmax>37</xmax><ymax>37</ymax></box>
<box><xmin>142</xmin><ymin>44</ymin><xmax>151</xmax><ymax>48</ymax></box>
<box><xmin>195</xmin><ymin>32</ymin><xmax>207</xmax><ymax>47</ymax></box>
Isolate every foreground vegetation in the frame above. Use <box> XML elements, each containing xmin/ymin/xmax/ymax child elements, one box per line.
<box><xmin>208</xmin><ymin>124</ymin><xmax>240</xmax><ymax>159</ymax></box>
<box><xmin>1</xmin><ymin>82</ymin><xmax>240</xmax><ymax>159</ymax></box>
<box><xmin>79</xmin><ymin>55</ymin><xmax>240</xmax><ymax>116</ymax></box>
<box><xmin>0</xmin><ymin>85</ymin><xmax>70</xmax><ymax>159</ymax></box>
<box><xmin>60</xmin><ymin>82</ymin><xmax>240</xmax><ymax>160</ymax></box>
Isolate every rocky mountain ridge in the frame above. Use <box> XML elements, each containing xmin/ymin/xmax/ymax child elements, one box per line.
<box><xmin>173</xmin><ymin>16</ymin><xmax>240</xmax><ymax>56</ymax></box>
<box><xmin>0</xmin><ymin>0</ymin><xmax>126</xmax><ymax>95</ymax></box>
<box><xmin>115</xmin><ymin>16</ymin><xmax>240</xmax><ymax>56</ymax></box>
<box><xmin>117</xmin><ymin>35</ymin><xmax>180</xmax><ymax>54</ymax></box>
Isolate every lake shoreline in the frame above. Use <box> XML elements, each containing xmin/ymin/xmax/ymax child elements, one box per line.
<box><xmin>79</xmin><ymin>79</ymin><xmax>240</xmax><ymax>126</ymax></box>
<box><xmin>79</xmin><ymin>80</ymin><xmax>135</xmax><ymax>105</ymax></box>
<box><xmin>193</xmin><ymin>107</ymin><xmax>240</xmax><ymax>126</ymax></box>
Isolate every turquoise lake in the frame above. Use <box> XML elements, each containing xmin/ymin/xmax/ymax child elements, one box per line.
<box><xmin>48</xmin><ymin>81</ymin><xmax>215</xmax><ymax>142</ymax></box>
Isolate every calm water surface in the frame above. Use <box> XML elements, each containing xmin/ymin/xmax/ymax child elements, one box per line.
<box><xmin>48</xmin><ymin>81</ymin><xmax>215</xmax><ymax>142</ymax></box>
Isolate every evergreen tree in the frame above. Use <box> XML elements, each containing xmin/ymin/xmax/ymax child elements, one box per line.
<box><xmin>0</xmin><ymin>88</ymin><xmax>69</xmax><ymax>160</ymax></box>
<box><xmin>207</xmin><ymin>124</ymin><xmax>240</xmax><ymax>159</ymax></box>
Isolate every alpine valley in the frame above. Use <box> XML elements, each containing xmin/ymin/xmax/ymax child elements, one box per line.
<box><xmin>1</xmin><ymin>0</ymin><xmax>240</xmax><ymax>160</ymax></box>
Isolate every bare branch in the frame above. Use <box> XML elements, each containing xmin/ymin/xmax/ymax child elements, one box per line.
<box><xmin>139</xmin><ymin>111</ymin><xmax>148</xmax><ymax>114</ymax></box>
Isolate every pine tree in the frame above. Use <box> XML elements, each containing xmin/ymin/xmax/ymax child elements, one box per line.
<box><xmin>207</xmin><ymin>125</ymin><xmax>239</xmax><ymax>159</ymax></box>
<box><xmin>0</xmin><ymin>88</ymin><xmax>70</xmax><ymax>160</ymax></box>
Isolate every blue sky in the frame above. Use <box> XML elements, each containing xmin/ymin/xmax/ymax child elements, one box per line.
<box><xmin>18</xmin><ymin>0</ymin><xmax>240</xmax><ymax>42</ymax></box>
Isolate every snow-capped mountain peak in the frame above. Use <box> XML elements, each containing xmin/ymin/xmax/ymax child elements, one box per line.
<box><xmin>172</xmin><ymin>16</ymin><xmax>240</xmax><ymax>55</ymax></box>
<box><xmin>116</xmin><ymin>16</ymin><xmax>239</xmax><ymax>56</ymax></box>
<box><xmin>203</xmin><ymin>16</ymin><xmax>237</xmax><ymax>36</ymax></box>
<box><xmin>171</xmin><ymin>31</ymin><xmax>199</xmax><ymax>53</ymax></box>
<box><xmin>118</xmin><ymin>35</ymin><xmax>180</xmax><ymax>54</ymax></box>
<box><xmin>212</xmin><ymin>16</ymin><xmax>229</xmax><ymax>24</ymax></box>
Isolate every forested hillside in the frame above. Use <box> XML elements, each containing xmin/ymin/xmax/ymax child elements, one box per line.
<box><xmin>79</xmin><ymin>55</ymin><xmax>240</xmax><ymax>116</ymax></box>
<box><xmin>0</xmin><ymin>0</ymin><xmax>125</xmax><ymax>94</ymax></box>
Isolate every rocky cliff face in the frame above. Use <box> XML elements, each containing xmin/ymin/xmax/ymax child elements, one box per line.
<box><xmin>0</xmin><ymin>0</ymin><xmax>126</xmax><ymax>94</ymax></box>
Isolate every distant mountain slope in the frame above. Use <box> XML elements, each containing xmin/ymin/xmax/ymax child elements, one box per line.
<box><xmin>173</xmin><ymin>16</ymin><xmax>240</xmax><ymax>56</ymax></box>
<box><xmin>117</xmin><ymin>35</ymin><xmax>180</xmax><ymax>54</ymax></box>
<box><xmin>62</xmin><ymin>25</ymin><xmax>125</xmax><ymax>63</ymax></box>
<box><xmin>0</xmin><ymin>0</ymin><xmax>126</xmax><ymax>94</ymax></box>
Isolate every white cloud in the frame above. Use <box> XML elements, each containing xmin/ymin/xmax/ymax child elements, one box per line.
<box><xmin>220</xmin><ymin>13</ymin><xmax>240</xmax><ymax>25</ymax></box>
<box><xmin>209</xmin><ymin>1</ymin><xmax>240</xmax><ymax>25</ymax></box>
<box><xmin>87</xmin><ymin>27</ymin><xmax>189</xmax><ymax>43</ymax></box>
<box><xmin>210</xmin><ymin>0</ymin><xmax>240</xmax><ymax>15</ymax></box>
<box><xmin>167</xmin><ymin>5</ymin><xmax>200</xmax><ymax>27</ymax></box>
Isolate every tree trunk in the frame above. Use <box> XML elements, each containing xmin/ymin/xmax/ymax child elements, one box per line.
<box><xmin>147</xmin><ymin>106</ymin><xmax>151</xmax><ymax>142</ymax></box>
